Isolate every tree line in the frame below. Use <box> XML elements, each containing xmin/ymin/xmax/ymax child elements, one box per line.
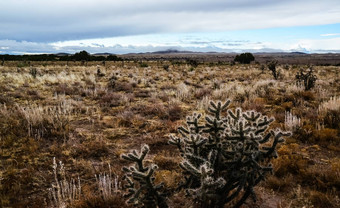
<box><xmin>0</xmin><ymin>50</ymin><xmax>122</xmax><ymax>62</ymax></box>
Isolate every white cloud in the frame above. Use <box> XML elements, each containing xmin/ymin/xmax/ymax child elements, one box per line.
<box><xmin>321</xmin><ymin>33</ymin><xmax>340</xmax><ymax>36</ymax></box>
<box><xmin>2</xmin><ymin>34</ymin><xmax>340</xmax><ymax>54</ymax></box>
<box><xmin>0</xmin><ymin>0</ymin><xmax>339</xmax><ymax>42</ymax></box>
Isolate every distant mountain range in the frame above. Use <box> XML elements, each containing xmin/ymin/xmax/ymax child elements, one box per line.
<box><xmin>55</xmin><ymin>50</ymin><xmax>307</xmax><ymax>56</ymax></box>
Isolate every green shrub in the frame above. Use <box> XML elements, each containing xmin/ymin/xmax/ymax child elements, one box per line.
<box><xmin>234</xmin><ymin>53</ymin><xmax>255</xmax><ymax>64</ymax></box>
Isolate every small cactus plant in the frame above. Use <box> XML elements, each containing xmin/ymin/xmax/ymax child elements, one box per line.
<box><xmin>121</xmin><ymin>144</ymin><xmax>168</xmax><ymax>208</ymax></box>
<box><xmin>296</xmin><ymin>67</ymin><xmax>317</xmax><ymax>91</ymax></box>
<box><xmin>169</xmin><ymin>100</ymin><xmax>291</xmax><ymax>208</ymax></box>
<box><xmin>267</xmin><ymin>60</ymin><xmax>279</xmax><ymax>80</ymax></box>
<box><xmin>30</xmin><ymin>67</ymin><xmax>37</xmax><ymax>78</ymax></box>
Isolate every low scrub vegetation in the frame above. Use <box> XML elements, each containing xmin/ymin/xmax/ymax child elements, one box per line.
<box><xmin>0</xmin><ymin>59</ymin><xmax>339</xmax><ymax>207</ymax></box>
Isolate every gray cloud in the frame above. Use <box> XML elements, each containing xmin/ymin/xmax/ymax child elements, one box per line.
<box><xmin>1</xmin><ymin>0</ymin><xmax>339</xmax><ymax>42</ymax></box>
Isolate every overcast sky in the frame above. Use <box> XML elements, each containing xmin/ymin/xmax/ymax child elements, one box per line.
<box><xmin>1</xmin><ymin>0</ymin><xmax>340</xmax><ymax>54</ymax></box>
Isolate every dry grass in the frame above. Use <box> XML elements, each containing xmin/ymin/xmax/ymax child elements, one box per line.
<box><xmin>0</xmin><ymin>61</ymin><xmax>339</xmax><ymax>207</ymax></box>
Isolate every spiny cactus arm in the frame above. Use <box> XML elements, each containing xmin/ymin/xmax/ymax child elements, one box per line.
<box><xmin>208</xmin><ymin>150</ymin><xmax>218</xmax><ymax>167</ymax></box>
<box><xmin>186</xmin><ymin>113</ymin><xmax>205</xmax><ymax>134</ymax></box>
<box><xmin>121</xmin><ymin>144</ymin><xmax>150</xmax><ymax>172</ymax></box>
<box><xmin>184</xmin><ymin>134</ymin><xmax>208</xmax><ymax>147</ymax></box>
<box><xmin>205</xmin><ymin>116</ymin><xmax>225</xmax><ymax>134</ymax></box>
<box><xmin>248</xmin><ymin>133</ymin><xmax>262</xmax><ymax>145</ymax></box>
<box><xmin>262</xmin><ymin>130</ymin><xmax>290</xmax><ymax>158</ymax></box>
<box><xmin>122</xmin><ymin>175</ymin><xmax>140</xmax><ymax>204</ymax></box>
<box><xmin>178</xmin><ymin>126</ymin><xmax>190</xmax><ymax>137</ymax></box>
<box><xmin>180</xmin><ymin>160</ymin><xmax>201</xmax><ymax>177</ymax></box>
<box><xmin>130</xmin><ymin>166</ymin><xmax>151</xmax><ymax>181</ymax></box>
<box><xmin>126</xmin><ymin>188</ymin><xmax>142</xmax><ymax>205</ymax></box>
<box><xmin>242</xmin><ymin>111</ymin><xmax>261</xmax><ymax>122</ymax></box>
<box><xmin>208</xmin><ymin>100</ymin><xmax>230</xmax><ymax>120</ymax></box>
<box><xmin>254</xmin><ymin>126</ymin><xmax>268</xmax><ymax>135</ymax></box>
<box><xmin>168</xmin><ymin>135</ymin><xmax>184</xmax><ymax>153</ymax></box>
<box><xmin>182</xmin><ymin>153</ymin><xmax>206</xmax><ymax>169</ymax></box>
<box><xmin>258</xmin><ymin>132</ymin><xmax>271</xmax><ymax>144</ymax></box>
<box><xmin>257</xmin><ymin>116</ymin><xmax>274</xmax><ymax>127</ymax></box>
<box><xmin>228</xmin><ymin>108</ymin><xmax>242</xmax><ymax>121</ymax></box>
<box><xmin>183</xmin><ymin>134</ymin><xmax>208</xmax><ymax>154</ymax></box>
<box><xmin>230</xmin><ymin>121</ymin><xmax>253</xmax><ymax>139</ymax></box>
<box><xmin>222</xmin><ymin>173</ymin><xmax>248</xmax><ymax>206</ymax></box>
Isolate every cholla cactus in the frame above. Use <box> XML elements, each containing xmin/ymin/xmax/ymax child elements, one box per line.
<box><xmin>169</xmin><ymin>100</ymin><xmax>291</xmax><ymax>208</ymax></box>
<box><xmin>121</xmin><ymin>144</ymin><xmax>168</xmax><ymax>208</ymax></box>
<box><xmin>30</xmin><ymin>67</ymin><xmax>37</xmax><ymax>78</ymax></box>
<box><xmin>267</xmin><ymin>60</ymin><xmax>279</xmax><ymax>80</ymax></box>
<box><xmin>296</xmin><ymin>67</ymin><xmax>317</xmax><ymax>91</ymax></box>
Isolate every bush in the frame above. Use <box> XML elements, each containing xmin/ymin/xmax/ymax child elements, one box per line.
<box><xmin>139</xmin><ymin>62</ymin><xmax>149</xmax><ymax>68</ymax></box>
<box><xmin>234</xmin><ymin>53</ymin><xmax>255</xmax><ymax>64</ymax></box>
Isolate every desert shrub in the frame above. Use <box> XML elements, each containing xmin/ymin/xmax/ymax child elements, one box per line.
<box><xmin>74</xmin><ymin>194</ymin><xmax>127</xmax><ymax>208</ymax></box>
<box><xmin>139</xmin><ymin>62</ymin><xmax>149</xmax><ymax>68</ymax></box>
<box><xmin>0</xmin><ymin>94</ymin><xmax>13</xmax><ymax>104</ymax></box>
<box><xmin>322</xmin><ymin>109</ymin><xmax>340</xmax><ymax>129</ymax></box>
<box><xmin>99</xmin><ymin>92</ymin><xmax>122</xmax><ymax>107</ymax></box>
<box><xmin>26</xmin><ymin>89</ymin><xmax>44</xmax><ymax>100</ymax></box>
<box><xmin>107</xmin><ymin>74</ymin><xmax>118</xmax><ymax>89</ymax></box>
<box><xmin>112</xmin><ymin>82</ymin><xmax>134</xmax><ymax>93</ymax></box>
<box><xmin>186</xmin><ymin>59</ymin><xmax>199</xmax><ymax>68</ymax></box>
<box><xmin>308</xmin><ymin>190</ymin><xmax>334</xmax><ymax>208</ymax></box>
<box><xmin>75</xmin><ymin>137</ymin><xmax>110</xmax><ymax>158</ymax></box>
<box><xmin>273</xmin><ymin>143</ymin><xmax>308</xmax><ymax>177</ymax></box>
<box><xmin>194</xmin><ymin>88</ymin><xmax>212</xmax><ymax>99</ymax></box>
<box><xmin>55</xmin><ymin>83</ymin><xmax>79</xmax><ymax>96</ymax></box>
<box><xmin>134</xmin><ymin>89</ymin><xmax>151</xmax><ymax>98</ymax></box>
<box><xmin>295</xmin><ymin>90</ymin><xmax>315</xmax><ymax>101</ymax></box>
<box><xmin>163</xmin><ymin>64</ymin><xmax>170</xmax><ymax>71</ymax></box>
<box><xmin>0</xmin><ymin>103</ymin><xmax>71</xmax><ymax>141</ymax></box>
<box><xmin>117</xmin><ymin>110</ymin><xmax>135</xmax><ymax>127</ymax></box>
<box><xmin>139</xmin><ymin>103</ymin><xmax>168</xmax><ymax>119</ymax></box>
<box><xmin>0</xmin><ymin>105</ymin><xmax>27</xmax><ymax>139</ymax></box>
<box><xmin>234</xmin><ymin>53</ymin><xmax>255</xmax><ymax>64</ymax></box>
<box><xmin>311</xmin><ymin>128</ymin><xmax>339</xmax><ymax>147</ymax></box>
<box><xmin>166</xmin><ymin>103</ymin><xmax>182</xmax><ymax>121</ymax></box>
<box><xmin>264</xmin><ymin>174</ymin><xmax>294</xmax><ymax>192</ymax></box>
<box><xmin>293</xmin><ymin>125</ymin><xmax>314</xmax><ymax>143</ymax></box>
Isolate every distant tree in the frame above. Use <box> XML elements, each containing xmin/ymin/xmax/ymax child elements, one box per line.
<box><xmin>73</xmin><ymin>50</ymin><xmax>90</xmax><ymax>61</ymax></box>
<box><xmin>234</xmin><ymin>52</ymin><xmax>255</xmax><ymax>64</ymax></box>
<box><xmin>106</xmin><ymin>54</ymin><xmax>122</xmax><ymax>61</ymax></box>
<box><xmin>186</xmin><ymin>59</ymin><xmax>199</xmax><ymax>68</ymax></box>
